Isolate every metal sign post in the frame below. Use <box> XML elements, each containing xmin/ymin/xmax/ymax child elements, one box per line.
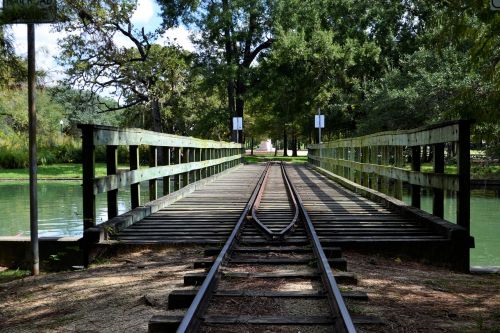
<box><xmin>233</xmin><ymin>117</ymin><xmax>243</xmax><ymax>143</ymax></box>
<box><xmin>314</xmin><ymin>109</ymin><xmax>325</xmax><ymax>144</ymax></box>
<box><xmin>1</xmin><ymin>0</ymin><xmax>58</xmax><ymax>276</ymax></box>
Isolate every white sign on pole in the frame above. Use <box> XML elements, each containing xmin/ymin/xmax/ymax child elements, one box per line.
<box><xmin>492</xmin><ymin>0</ymin><xmax>500</xmax><ymax>10</ymax></box>
<box><xmin>314</xmin><ymin>115</ymin><xmax>325</xmax><ymax>128</ymax></box>
<box><xmin>233</xmin><ymin>117</ymin><xmax>243</xmax><ymax>130</ymax></box>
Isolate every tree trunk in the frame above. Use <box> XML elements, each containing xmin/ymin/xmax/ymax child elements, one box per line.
<box><xmin>151</xmin><ymin>98</ymin><xmax>162</xmax><ymax>132</ymax></box>
<box><xmin>151</xmin><ymin>98</ymin><xmax>164</xmax><ymax>163</ymax></box>
<box><xmin>292</xmin><ymin>133</ymin><xmax>298</xmax><ymax>157</ymax></box>
<box><xmin>250</xmin><ymin>137</ymin><xmax>254</xmax><ymax>156</ymax></box>
<box><xmin>283</xmin><ymin>128</ymin><xmax>288</xmax><ymax>157</ymax></box>
<box><xmin>274</xmin><ymin>141</ymin><xmax>278</xmax><ymax>157</ymax></box>
<box><xmin>235</xmin><ymin>73</ymin><xmax>246</xmax><ymax>143</ymax></box>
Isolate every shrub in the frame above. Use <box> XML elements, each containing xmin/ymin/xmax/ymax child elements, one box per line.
<box><xmin>0</xmin><ymin>147</ymin><xmax>28</xmax><ymax>168</ymax></box>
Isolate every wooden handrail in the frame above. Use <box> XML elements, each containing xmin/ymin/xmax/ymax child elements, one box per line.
<box><xmin>307</xmin><ymin>120</ymin><xmax>470</xmax><ymax>235</ymax></box>
<box><xmin>78</xmin><ymin>124</ymin><xmax>244</xmax><ymax>230</ymax></box>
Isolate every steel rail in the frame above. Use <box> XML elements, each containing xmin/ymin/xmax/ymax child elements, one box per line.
<box><xmin>252</xmin><ymin>162</ymin><xmax>299</xmax><ymax>240</ymax></box>
<box><xmin>176</xmin><ymin>162</ymin><xmax>271</xmax><ymax>333</ymax></box>
<box><xmin>282</xmin><ymin>164</ymin><xmax>357</xmax><ymax>333</ymax></box>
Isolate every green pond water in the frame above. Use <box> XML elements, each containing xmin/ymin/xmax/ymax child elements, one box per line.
<box><xmin>0</xmin><ymin>181</ymin><xmax>498</xmax><ymax>266</ymax></box>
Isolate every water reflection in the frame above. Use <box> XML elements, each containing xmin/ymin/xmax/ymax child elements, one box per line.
<box><xmin>0</xmin><ymin>180</ymin><xmax>161</xmax><ymax>238</ymax></box>
<box><xmin>402</xmin><ymin>184</ymin><xmax>500</xmax><ymax>266</ymax></box>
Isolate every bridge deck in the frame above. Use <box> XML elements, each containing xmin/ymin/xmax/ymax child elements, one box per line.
<box><xmin>114</xmin><ymin>164</ymin><xmax>447</xmax><ymax>247</ymax></box>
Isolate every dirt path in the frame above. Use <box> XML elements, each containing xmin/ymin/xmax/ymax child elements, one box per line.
<box><xmin>0</xmin><ymin>247</ymin><xmax>498</xmax><ymax>332</ymax></box>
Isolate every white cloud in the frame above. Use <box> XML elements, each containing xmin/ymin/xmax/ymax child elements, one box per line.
<box><xmin>8</xmin><ymin>0</ymin><xmax>194</xmax><ymax>84</ymax></box>
<box><xmin>131</xmin><ymin>0</ymin><xmax>155</xmax><ymax>25</ymax></box>
<box><xmin>158</xmin><ymin>26</ymin><xmax>195</xmax><ymax>52</ymax></box>
<box><xmin>11</xmin><ymin>24</ymin><xmax>67</xmax><ymax>84</ymax></box>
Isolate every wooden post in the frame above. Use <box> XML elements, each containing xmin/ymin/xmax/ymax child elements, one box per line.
<box><xmin>394</xmin><ymin>146</ymin><xmax>403</xmax><ymax>200</ymax></box>
<box><xmin>198</xmin><ymin>148</ymin><xmax>203</xmax><ymax>180</ymax></box>
<box><xmin>433</xmin><ymin>143</ymin><xmax>445</xmax><ymax>218</ymax></box>
<box><xmin>106</xmin><ymin>145</ymin><xmax>118</xmax><ymax>219</ymax></box>
<box><xmin>163</xmin><ymin>147</ymin><xmax>171</xmax><ymax>196</ymax></box>
<box><xmin>82</xmin><ymin>125</ymin><xmax>96</xmax><ymax>229</ymax></box>
<box><xmin>201</xmin><ymin>149</ymin><xmax>207</xmax><ymax>179</ymax></box>
<box><xmin>130</xmin><ymin>145</ymin><xmax>140</xmax><ymax>209</ymax></box>
<box><xmin>174</xmin><ymin>148</ymin><xmax>181</xmax><ymax>191</ymax></box>
<box><xmin>217</xmin><ymin>149</ymin><xmax>221</xmax><ymax>174</ymax></box>
<box><xmin>411</xmin><ymin>146</ymin><xmax>421</xmax><ymax>208</ymax></box>
<box><xmin>27</xmin><ymin>24</ymin><xmax>39</xmax><ymax>275</ymax></box>
<box><xmin>149</xmin><ymin>146</ymin><xmax>158</xmax><ymax>201</ymax></box>
<box><xmin>457</xmin><ymin>120</ymin><xmax>471</xmax><ymax>271</ymax></box>
<box><xmin>182</xmin><ymin>148</ymin><xmax>189</xmax><ymax>186</ymax></box>
<box><xmin>457</xmin><ymin>121</ymin><xmax>470</xmax><ymax>234</ymax></box>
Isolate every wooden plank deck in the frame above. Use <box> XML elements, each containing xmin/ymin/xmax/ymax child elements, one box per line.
<box><xmin>114</xmin><ymin>164</ymin><xmax>454</xmax><ymax>253</ymax></box>
<box><xmin>286</xmin><ymin>165</ymin><xmax>448</xmax><ymax>245</ymax></box>
<box><xmin>114</xmin><ymin>165</ymin><xmax>265</xmax><ymax>244</ymax></box>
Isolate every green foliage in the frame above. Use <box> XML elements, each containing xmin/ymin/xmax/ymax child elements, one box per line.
<box><xmin>0</xmin><ymin>268</ymin><xmax>30</xmax><ymax>283</ymax></box>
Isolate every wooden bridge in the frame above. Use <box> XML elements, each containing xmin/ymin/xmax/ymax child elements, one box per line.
<box><xmin>79</xmin><ymin>121</ymin><xmax>473</xmax><ymax>272</ymax></box>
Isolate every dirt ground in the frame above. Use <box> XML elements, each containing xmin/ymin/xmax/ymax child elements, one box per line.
<box><xmin>0</xmin><ymin>246</ymin><xmax>499</xmax><ymax>333</ymax></box>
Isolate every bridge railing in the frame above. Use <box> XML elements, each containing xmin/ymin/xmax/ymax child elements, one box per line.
<box><xmin>308</xmin><ymin>120</ymin><xmax>470</xmax><ymax>235</ymax></box>
<box><xmin>79</xmin><ymin>124</ymin><xmax>244</xmax><ymax>232</ymax></box>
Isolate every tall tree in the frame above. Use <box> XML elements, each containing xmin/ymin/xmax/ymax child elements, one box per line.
<box><xmin>56</xmin><ymin>0</ymin><xmax>189</xmax><ymax>132</ymax></box>
<box><xmin>158</xmin><ymin>0</ymin><xmax>274</xmax><ymax>141</ymax></box>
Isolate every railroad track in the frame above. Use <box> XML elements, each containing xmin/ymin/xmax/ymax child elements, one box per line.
<box><xmin>150</xmin><ymin>162</ymin><xmax>362</xmax><ymax>332</ymax></box>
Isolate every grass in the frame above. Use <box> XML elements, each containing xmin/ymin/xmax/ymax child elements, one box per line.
<box><xmin>0</xmin><ymin>268</ymin><xmax>31</xmax><ymax>283</ymax></box>
<box><xmin>244</xmin><ymin>154</ymin><xmax>307</xmax><ymax>164</ymax></box>
<box><xmin>403</xmin><ymin>163</ymin><xmax>500</xmax><ymax>179</ymax></box>
<box><xmin>0</xmin><ymin>154</ymin><xmax>498</xmax><ymax>180</ymax></box>
<box><xmin>0</xmin><ymin>163</ymin><xmax>128</xmax><ymax>179</ymax></box>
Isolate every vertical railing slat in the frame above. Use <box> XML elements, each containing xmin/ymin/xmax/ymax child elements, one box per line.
<box><xmin>106</xmin><ymin>145</ymin><xmax>118</xmax><ymax>219</ymax></box>
<box><xmin>149</xmin><ymin>145</ymin><xmax>158</xmax><ymax>201</ymax></box>
<box><xmin>433</xmin><ymin>143</ymin><xmax>445</xmax><ymax>218</ymax></box>
<box><xmin>130</xmin><ymin>145</ymin><xmax>140</xmax><ymax>209</ymax></box>
<box><xmin>82</xmin><ymin>124</ymin><xmax>96</xmax><ymax>230</ymax></box>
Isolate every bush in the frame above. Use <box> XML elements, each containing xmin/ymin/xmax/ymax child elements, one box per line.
<box><xmin>0</xmin><ymin>147</ymin><xmax>28</xmax><ymax>168</ymax></box>
<box><xmin>485</xmin><ymin>142</ymin><xmax>500</xmax><ymax>160</ymax></box>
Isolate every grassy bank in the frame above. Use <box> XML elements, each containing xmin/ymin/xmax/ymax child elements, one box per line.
<box><xmin>244</xmin><ymin>154</ymin><xmax>307</xmax><ymax>164</ymax></box>
<box><xmin>0</xmin><ymin>158</ymin><xmax>498</xmax><ymax>180</ymax></box>
<box><xmin>0</xmin><ymin>163</ymin><xmax>124</xmax><ymax>179</ymax></box>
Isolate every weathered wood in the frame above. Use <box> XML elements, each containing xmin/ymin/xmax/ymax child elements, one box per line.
<box><xmin>162</xmin><ymin>147</ymin><xmax>171</xmax><ymax>196</ymax></box>
<box><xmin>149</xmin><ymin>145</ymin><xmax>158</xmax><ymax>202</ymax></box>
<box><xmin>411</xmin><ymin>146</ymin><xmax>421</xmax><ymax>208</ymax></box>
<box><xmin>93</xmin><ymin>155</ymin><xmax>241</xmax><ymax>195</ymax></box>
<box><xmin>92</xmin><ymin>124</ymin><xmax>242</xmax><ymax>148</ymax></box>
<box><xmin>308</xmin><ymin>155</ymin><xmax>459</xmax><ymax>191</ymax></box>
<box><xmin>309</xmin><ymin>121</ymin><xmax>461</xmax><ymax>149</ymax></box>
<box><xmin>129</xmin><ymin>145</ymin><xmax>140</xmax><ymax>209</ymax></box>
<box><xmin>81</xmin><ymin>124</ymin><xmax>96</xmax><ymax>229</ymax></box>
<box><xmin>457</xmin><ymin>122</ymin><xmax>470</xmax><ymax>234</ymax></box>
<box><xmin>106</xmin><ymin>145</ymin><xmax>118</xmax><ymax>219</ymax></box>
<box><xmin>433</xmin><ymin>143</ymin><xmax>445</xmax><ymax>218</ymax></box>
<box><xmin>203</xmin><ymin>315</ymin><xmax>335</xmax><ymax>325</ymax></box>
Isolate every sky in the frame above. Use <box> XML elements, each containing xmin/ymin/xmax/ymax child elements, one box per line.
<box><xmin>7</xmin><ymin>0</ymin><xmax>194</xmax><ymax>84</ymax></box>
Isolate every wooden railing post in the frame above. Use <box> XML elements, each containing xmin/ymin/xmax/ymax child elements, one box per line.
<box><xmin>106</xmin><ymin>145</ymin><xmax>118</xmax><ymax>219</ymax></box>
<box><xmin>433</xmin><ymin>143</ymin><xmax>445</xmax><ymax>218</ymax></box>
<box><xmin>189</xmin><ymin>148</ymin><xmax>195</xmax><ymax>183</ymax></box>
<box><xmin>163</xmin><ymin>147</ymin><xmax>171</xmax><ymax>195</ymax></box>
<box><xmin>149</xmin><ymin>145</ymin><xmax>158</xmax><ymax>201</ymax></box>
<box><xmin>130</xmin><ymin>145</ymin><xmax>140</xmax><ymax>209</ymax></box>
<box><xmin>457</xmin><ymin>121</ymin><xmax>470</xmax><ymax>234</ymax></box>
<box><xmin>81</xmin><ymin>125</ymin><xmax>96</xmax><ymax>230</ymax></box>
<box><xmin>411</xmin><ymin>146</ymin><xmax>421</xmax><ymax>208</ymax></box>
<box><xmin>182</xmin><ymin>148</ymin><xmax>189</xmax><ymax>187</ymax></box>
<box><xmin>394</xmin><ymin>146</ymin><xmax>403</xmax><ymax>200</ymax></box>
<box><xmin>174</xmin><ymin>148</ymin><xmax>181</xmax><ymax>191</ymax></box>
<box><xmin>198</xmin><ymin>148</ymin><xmax>203</xmax><ymax>180</ymax></box>
<box><xmin>201</xmin><ymin>149</ymin><xmax>207</xmax><ymax>179</ymax></box>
